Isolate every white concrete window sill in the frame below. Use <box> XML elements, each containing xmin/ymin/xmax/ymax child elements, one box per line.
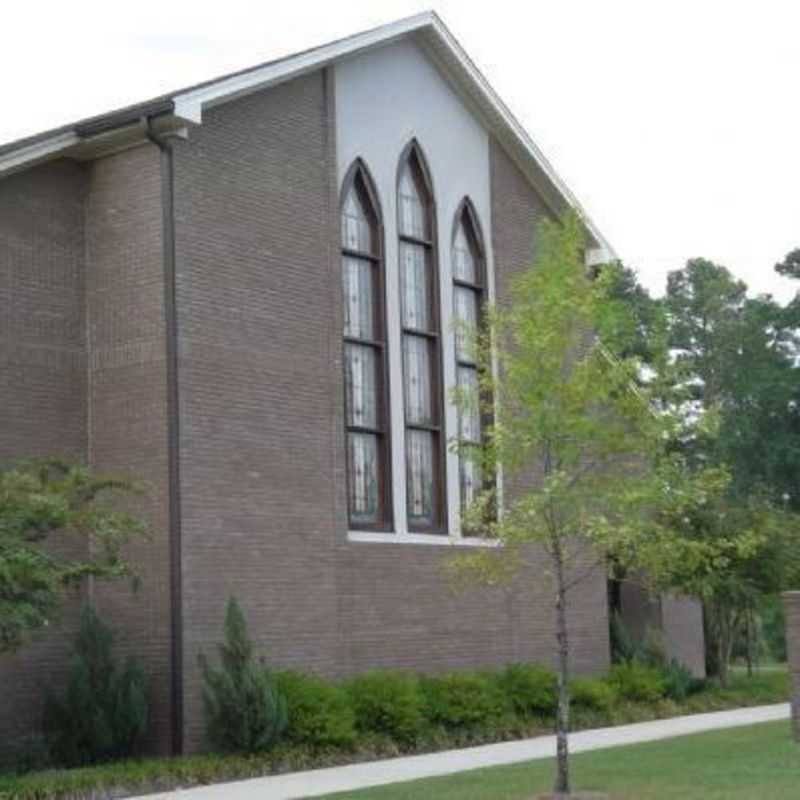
<box><xmin>347</xmin><ymin>530</ymin><xmax>498</xmax><ymax>547</ymax></box>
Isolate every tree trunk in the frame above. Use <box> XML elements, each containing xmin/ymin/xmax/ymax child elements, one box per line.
<box><xmin>716</xmin><ymin>603</ymin><xmax>735</xmax><ymax>689</ymax></box>
<box><xmin>744</xmin><ymin>607</ymin><xmax>753</xmax><ymax>678</ymax></box>
<box><xmin>554</xmin><ymin>570</ymin><xmax>571</xmax><ymax>795</ymax></box>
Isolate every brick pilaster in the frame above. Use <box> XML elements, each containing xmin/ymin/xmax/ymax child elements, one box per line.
<box><xmin>783</xmin><ymin>591</ymin><xmax>800</xmax><ymax>741</ymax></box>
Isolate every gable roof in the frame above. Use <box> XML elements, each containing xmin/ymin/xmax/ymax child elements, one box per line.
<box><xmin>0</xmin><ymin>11</ymin><xmax>614</xmax><ymax>260</ymax></box>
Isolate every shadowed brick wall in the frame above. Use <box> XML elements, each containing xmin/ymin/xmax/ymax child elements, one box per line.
<box><xmin>784</xmin><ymin>591</ymin><xmax>800</xmax><ymax>741</ymax></box>
<box><xmin>0</xmin><ymin>159</ymin><xmax>88</xmax><ymax>750</ymax></box>
<box><xmin>618</xmin><ymin>582</ymin><xmax>706</xmax><ymax>677</ymax></box>
<box><xmin>661</xmin><ymin>594</ymin><xmax>705</xmax><ymax>677</ymax></box>
<box><xmin>0</xmin><ymin>147</ymin><xmax>176</xmax><ymax>753</ymax></box>
<box><xmin>85</xmin><ymin>144</ymin><xmax>174</xmax><ymax>753</ymax></box>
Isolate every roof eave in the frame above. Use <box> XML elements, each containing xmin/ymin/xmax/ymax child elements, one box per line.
<box><xmin>0</xmin><ymin>100</ymin><xmax>179</xmax><ymax>178</ymax></box>
<box><xmin>0</xmin><ymin>11</ymin><xmax>616</xmax><ymax>261</ymax></box>
<box><xmin>168</xmin><ymin>10</ymin><xmax>616</xmax><ymax>259</ymax></box>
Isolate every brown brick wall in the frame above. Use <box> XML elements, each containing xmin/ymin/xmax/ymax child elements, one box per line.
<box><xmin>172</xmin><ymin>70</ymin><xmax>343</xmax><ymax>750</ymax></box>
<box><xmin>2</xmin><ymin>66</ymin><xmax>670</xmax><ymax>758</ymax></box>
<box><xmin>170</xmin><ymin>75</ymin><xmax>611</xmax><ymax>752</ymax></box>
<box><xmin>84</xmin><ymin>144</ymin><xmax>173</xmax><ymax>754</ymax></box>
<box><xmin>0</xmin><ymin>160</ymin><xmax>87</xmax><ymax>459</ymax></box>
<box><xmin>784</xmin><ymin>591</ymin><xmax>800</xmax><ymax>741</ymax></box>
<box><xmin>0</xmin><ymin>160</ymin><xmax>88</xmax><ymax>751</ymax></box>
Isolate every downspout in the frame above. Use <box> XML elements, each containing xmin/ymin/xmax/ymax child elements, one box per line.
<box><xmin>143</xmin><ymin>116</ymin><xmax>184</xmax><ymax>756</ymax></box>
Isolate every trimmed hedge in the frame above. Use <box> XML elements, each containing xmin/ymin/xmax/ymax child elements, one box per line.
<box><xmin>495</xmin><ymin>663</ymin><xmax>558</xmax><ymax>717</ymax></box>
<box><xmin>420</xmin><ymin>672</ymin><xmax>506</xmax><ymax>732</ymax></box>
<box><xmin>570</xmin><ymin>677</ymin><xmax>618</xmax><ymax>712</ymax></box>
<box><xmin>608</xmin><ymin>663</ymin><xmax>667</xmax><ymax>703</ymax></box>
<box><xmin>343</xmin><ymin>671</ymin><xmax>425</xmax><ymax>746</ymax></box>
<box><xmin>276</xmin><ymin>671</ymin><xmax>357</xmax><ymax>750</ymax></box>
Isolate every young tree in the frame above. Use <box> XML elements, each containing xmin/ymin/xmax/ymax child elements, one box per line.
<box><xmin>0</xmin><ymin>458</ymin><xmax>148</xmax><ymax>652</ymax></box>
<box><xmin>448</xmin><ymin>212</ymin><xmax>669</xmax><ymax>795</ymax></box>
<box><xmin>449</xmin><ymin>218</ymin><xmax>793</xmax><ymax>792</ymax></box>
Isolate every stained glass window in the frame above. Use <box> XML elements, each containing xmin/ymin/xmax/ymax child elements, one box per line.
<box><xmin>342</xmin><ymin>165</ymin><xmax>390</xmax><ymax>528</ymax></box>
<box><xmin>452</xmin><ymin>204</ymin><xmax>489</xmax><ymax>528</ymax></box>
<box><xmin>398</xmin><ymin>145</ymin><xmax>444</xmax><ymax>532</ymax></box>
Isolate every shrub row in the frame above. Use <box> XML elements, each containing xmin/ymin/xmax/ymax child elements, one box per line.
<box><xmin>2</xmin><ymin>669</ymin><xmax>789</xmax><ymax>800</ymax></box>
<box><xmin>273</xmin><ymin>660</ymin><xmax>698</xmax><ymax>752</ymax></box>
<box><xmin>24</xmin><ymin>600</ymin><xmax>710</xmax><ymax>769</ymax></box>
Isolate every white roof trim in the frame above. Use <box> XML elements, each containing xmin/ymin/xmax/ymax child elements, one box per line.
<box><xmin>0</xmin><ymin>130</ymin><xmax>80</xmax><ymax>176</ymax></box>
<box><xmin>172</xmin><ymin>13</ymin><xmax>434</xmax><ymax>124</ymax></box>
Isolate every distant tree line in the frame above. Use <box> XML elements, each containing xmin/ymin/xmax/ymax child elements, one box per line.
<box><xmin>603</xmin><ymin>249</ymin><xmax>800</xmax><ymax>679</ymax></box>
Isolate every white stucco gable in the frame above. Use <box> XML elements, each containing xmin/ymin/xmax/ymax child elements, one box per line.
<box><xmin>335</xmin><ymin>39</ymin><xmax>497</xmax><ymax>541</ymax></box>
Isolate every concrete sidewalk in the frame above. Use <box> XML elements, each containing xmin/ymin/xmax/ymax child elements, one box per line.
<box><xmin>143</xmin><ymin>703</ymin><xmax>789</xmax><ymax>800</ymax></box>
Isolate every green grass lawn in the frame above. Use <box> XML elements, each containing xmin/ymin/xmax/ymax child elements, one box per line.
<box><xmin>321</xmin><ymin>721</ymin><xmax>800</xmax><ymax>800</ymax></box>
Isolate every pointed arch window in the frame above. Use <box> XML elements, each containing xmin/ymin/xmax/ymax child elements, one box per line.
<box><xmin>397</xmin><ymin>144</ymin><xmax>445</xmax><ymax>532</ymax></box>
<box><xmin>341</xmin><ymin>163</ymin><xmax>391</xmax><ymax>529</ymax></box>
<box><xmin>452</xmin><ymin>201</ymin><xmax>488</xmax><ymax>523</ymax></box>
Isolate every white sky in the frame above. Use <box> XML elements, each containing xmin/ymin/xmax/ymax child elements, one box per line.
<box><xmin>3</xmin><ymin>0</ymin><xmax>798</xmax><ymax>301</ymax></box>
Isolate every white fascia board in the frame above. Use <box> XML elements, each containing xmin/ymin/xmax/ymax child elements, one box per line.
<box><xmin>172</xmin><ymin>11</ymin><xmax>437</xmax><ymax>123</ymax></box>
<box><xmin>0</xmin><ymin>130</ymin><xmax>80</xmax><ymax>177</ymax></box>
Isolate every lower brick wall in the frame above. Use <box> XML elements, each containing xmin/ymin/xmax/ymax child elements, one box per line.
<box><xmin>335</xmin><ymin>541</ymin><xmax>609</xmax><ymax>681</ymax></box>
<box><xmin>784</xmin><ymin>591</ymin><xmax>800</xmax><ymax>741</ymax></box>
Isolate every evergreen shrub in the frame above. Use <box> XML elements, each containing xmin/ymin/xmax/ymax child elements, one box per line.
<box><xmin>43</xmin><ymin>606</ymin><xmax>148</xmax><ymax>766</ymax></box>
<box><xmin>199</xmin><ymin>597</ymin><xmax>287</xmax><ymax>753</ymax></box>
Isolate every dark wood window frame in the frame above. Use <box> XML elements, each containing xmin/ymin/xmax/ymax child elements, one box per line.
<box><xmin>451</xmin><ymin>198</ymin><xmax>493</xmax><ymax>534</ymax></box>
<box><xmin>341</xmin><ymin>159</ymin><xmax>393</xmax><ymax>532</ymax></box>
<box><xmin>397</xmin><ymin>140</ymin><xmax>447</xmax><ymax>534</ymax></box>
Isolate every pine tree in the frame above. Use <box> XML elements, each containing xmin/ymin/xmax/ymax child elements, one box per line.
<box><xmin>43</xmin><ymin>605</ymin><xmax>148</xmax><ymax>766</ymax></box>
<box><xmin>199</xmin><ymin>597</ymin><xmax>287</xmax><ymax>753</ymax></box>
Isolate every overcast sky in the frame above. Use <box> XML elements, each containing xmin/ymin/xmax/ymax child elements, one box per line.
<box><xmin>4</xmin><ymin>0</ymin><xmax>798</xmax><ymax>301</ymax></box>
